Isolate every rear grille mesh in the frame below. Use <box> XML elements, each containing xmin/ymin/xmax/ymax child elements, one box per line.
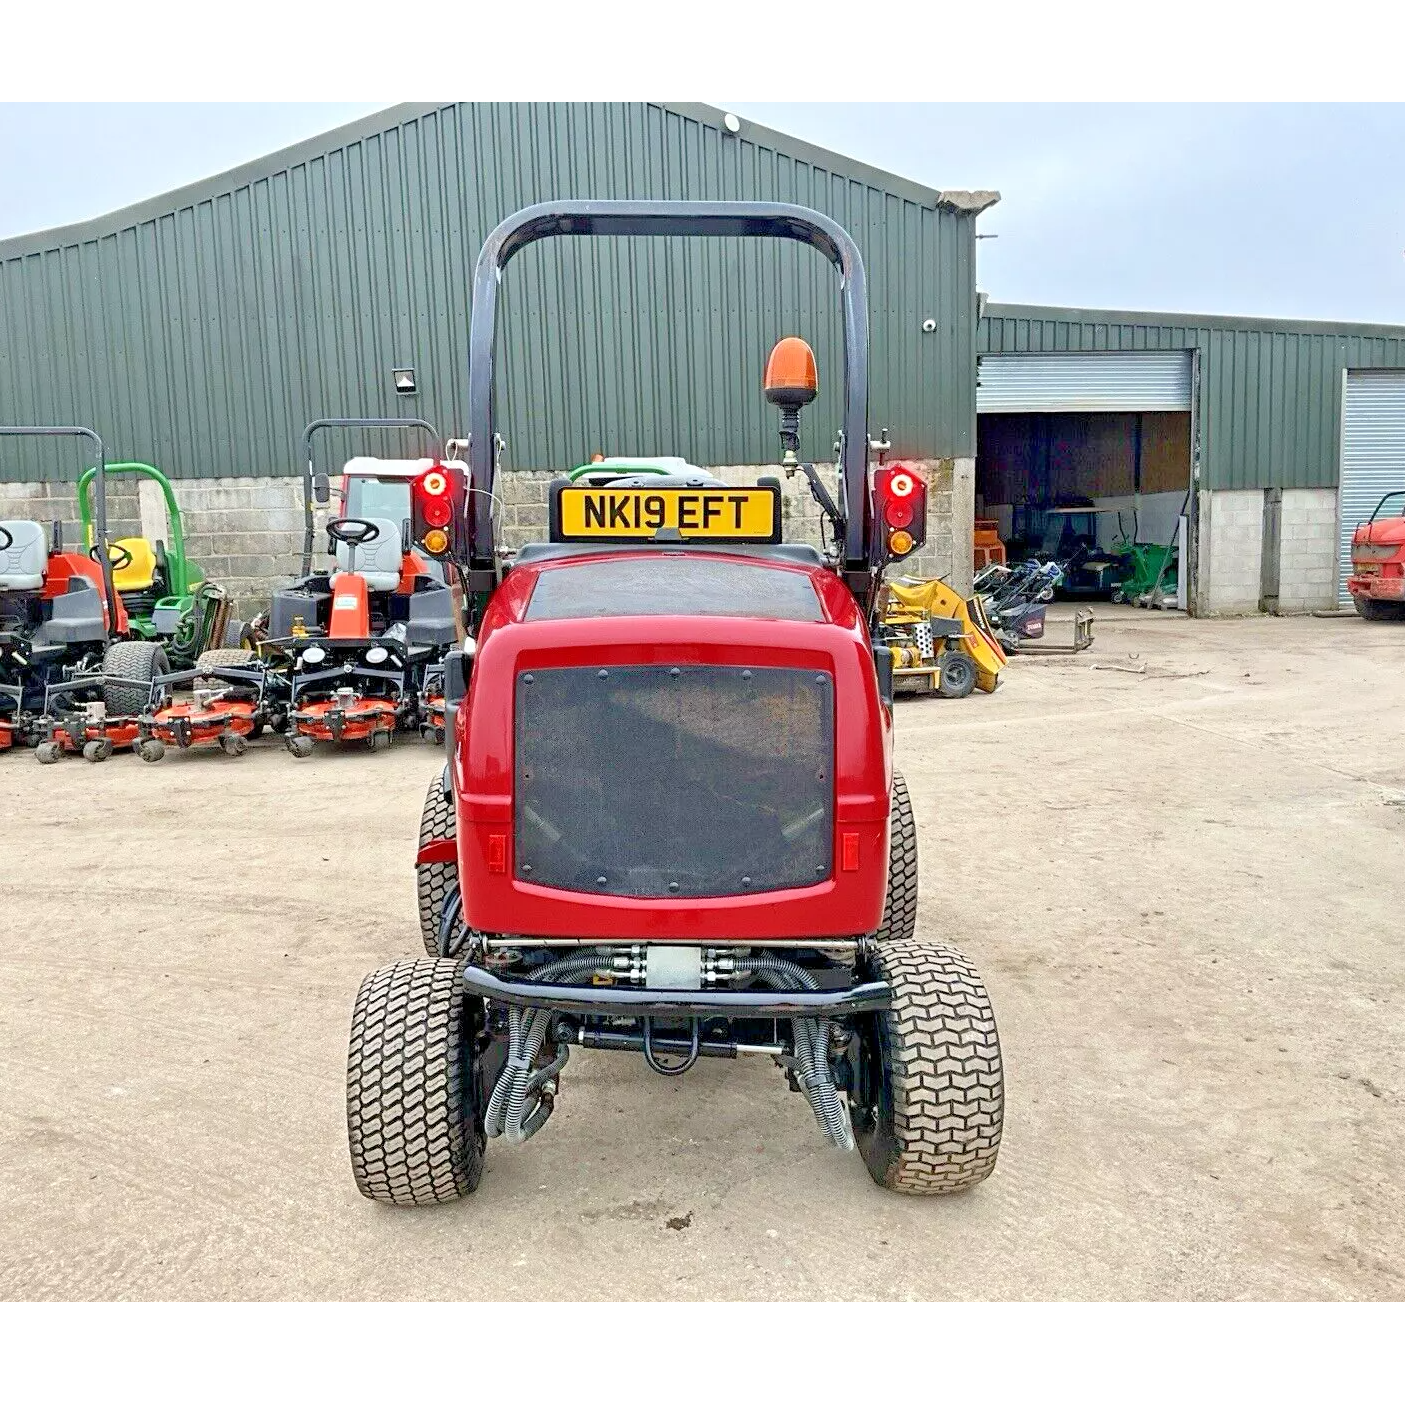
<box><xmin>515</xmin><ymin>664</ymin><xmax>833</xmax><ymax>898</ymax></box>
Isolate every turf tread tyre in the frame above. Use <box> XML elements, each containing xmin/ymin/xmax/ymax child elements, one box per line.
<box><xmin>102</xmin><ymin>640</ymin><xmax>168</xmax><ymax>717</ymax></box>
<box><xmin>875</xmin><ymin>772</ymin><xmax>918</xmax><ymax>944</ymax></box>
<box><xmin>417</xmin><ymin>775</ymin><xmax>458</xmax><ymax>958</ymax></box>
<box><xmin>857</xmin><ymin>937</ymin><xmax>1003</xmax><ymax>1195</ymax></box>
<box><xmin>195</xmin><ymin>646</ymin><xmax>255</xmax><ymax>673</ymax></box>
<box><xmin>346</xmin><ymin>956</ymin><xmax>482</xmax><ymax>1206</ymax></box>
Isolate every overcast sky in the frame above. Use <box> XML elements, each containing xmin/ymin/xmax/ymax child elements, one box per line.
<box><xmin>2</xmin><ymin>102</ymin><xmax>1401</xmax><ymax>324</ymax></box>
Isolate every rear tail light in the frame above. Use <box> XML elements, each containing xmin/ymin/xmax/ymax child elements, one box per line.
<box><xmin>412</xmin><ymin>463</ymin><xmax>467</xmax><ymax>557</ymax></box>
<box><xmin>874</xmin><ymin>464</ymin><xmax>927</xmax><ymax>560</ymax></box>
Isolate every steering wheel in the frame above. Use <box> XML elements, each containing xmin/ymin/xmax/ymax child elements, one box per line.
<box><xmin>0</xmin><ymin>525</ymin><xmax>12</xmax><ymax>551</ymax></box>
<box><xmin>92</xmin><ymin>541</ymin><xmax>134</xmax><ymax>571</ymax></box>
<box><xmin>326</xmin><ymin>517</ymin><xmax>382</xmax><ymax>548</ymax></box>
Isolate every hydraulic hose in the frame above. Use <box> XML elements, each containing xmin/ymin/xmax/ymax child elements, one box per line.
<box><xmin>485</xmin><ymin>952</ymin><xmax>604</xmax><ymax>1144</ymax></box>
<box><xmin>735</xmin><ymin>956</ymin><xmax>855</xmax><ymax>1152</ymax></box>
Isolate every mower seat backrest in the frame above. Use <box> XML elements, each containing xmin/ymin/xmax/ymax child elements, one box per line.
<box><xmin>332</xmin><ymin>516</ymin><xmax>403</xmax><ymax>593</ymax></box>
<box><xmin>0</xmin><ymin>520</ymin><xmax>47</xmax><ymax>591</ymax></box>
<box><xmin>110</xmin><ymin>536</ymin><xmax>159</xmax><ymax>593</ymax></box>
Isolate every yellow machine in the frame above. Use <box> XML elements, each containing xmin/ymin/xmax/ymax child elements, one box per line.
<box><xmin>880</xmin><ymin>576</ymin><xmax>1008</xmax><ymax>697</ymax></box>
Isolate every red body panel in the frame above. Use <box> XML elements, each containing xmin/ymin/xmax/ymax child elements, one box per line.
<box><xmin>328</xmin><ymin>573</ymin><xmax>371</xmax><ymax>638</ymax></box>
<box><xmin>454</xmin><ymin>550</ymin><xmax>893</xmax><ymax>942</ymax></box>
<box><xmin>41</xmin><ymin>550</ymin><xmax>129</xmax><ymax>634</ymax></box>
<box><xmin>1348</xmin><ymin>517</ymin><xmax>1405</xmax><ymax>601</ymax></box>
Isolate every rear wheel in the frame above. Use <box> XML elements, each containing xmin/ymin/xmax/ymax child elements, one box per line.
<box><xmin>346</xmin><ymin>957</ymin><xmax>483</xmax><ymax>1206</ymax></box>
<box><xmin>418</xmin><ymin>775</ymin><xmax>460</xmax><ymax>957</ymax></box>
<box><xmin>102</xmin><ymin>640</ymin><xmax>169</xmax><ymax>716</ymax></box>
<box><xmin>35</xmin><ymin>741</ymin><xmax>61</xmax><ymax>765</ymax></box>
<box><xmin>854</xmin><ymin>937</ymin><xmax>1003</xmax><ymax>1195</ymax></box>
<box><xmin>1354</xmin><ymin>596</ymin><xmax>1405</xmax><ymax>622</ymax></box>
<box><xmin>874</xmin><ymin>772</ymin><xmax>918</xmax><ymax>944</ymax></box>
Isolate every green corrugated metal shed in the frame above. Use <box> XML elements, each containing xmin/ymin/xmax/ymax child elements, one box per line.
<box><xmin>978</xmin><ymin>303</ymin><xmax>1405</xmax><ymax>491</ymax></box>
<box><xmin>0</xmin><ymin>102</ymin><xmax>991</xmax><ymax>484</ymax></box>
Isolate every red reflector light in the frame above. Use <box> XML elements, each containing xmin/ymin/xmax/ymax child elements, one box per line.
<box><xmin>841</xmin><ymin>832</ymin><xmax>860</xmax><ymax>872</ymax></box>
<box><xmin>885</xmin><ymin>500</ymin><xmax>914</xmax><ymax>529</ymax></box>
<box><xmin>422</xmin><ymin>495</ymin><xmax>452</xmax><ymax>528</ymax></box>
<box><xmin>487</xmin><ymin>833</ymin><xmax>506</xmax><ymax>874</ymax></box>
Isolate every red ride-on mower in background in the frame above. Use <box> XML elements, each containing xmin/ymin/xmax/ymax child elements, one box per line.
<box><xmin>265</xmin><ymin>465</ymin><xmax>461</xmax><ymax>755</ymax></box>
<box><xmin>247</xmin><ymin>417</ymin><xmax>462</xmax><ymax>756</ymax></box>
<box><xmin>346</xmin><ymin>202</ymin><xmax>1004</xmax><ymax>1208</ymax></box>
<box><xmin>0</xmin><ymin>426</ymin><xmax>169</xmax><ymax>763</ymax></box>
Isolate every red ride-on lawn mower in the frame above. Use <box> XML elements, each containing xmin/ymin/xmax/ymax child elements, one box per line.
<box><xmin>346</xmin><ymin>201</ymin><xmax>1004</xmax><ymax>1207</ymax></box>
<box><xmin>262</xmin><ymin>419</ymin><xmax>461</xmax><ymax>757</ymax></box>
<box><xmin>0</xmin><ymin>426</ymin><xmax>170</xmax><ymax>762</ymax></box>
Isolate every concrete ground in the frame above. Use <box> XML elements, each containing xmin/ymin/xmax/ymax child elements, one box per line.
<box><xmin>1</xmin><ymin>606</ymin><xmax>1402</xmax><ymax>1301</ymax></box>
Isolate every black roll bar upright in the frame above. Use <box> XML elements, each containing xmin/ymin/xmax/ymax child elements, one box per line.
<box><xmin>299</xmin><ymin>417</ymin><xmax>441</xmax><ymax>575</ymax></box>
<box><xmin>0</xmin><ymin>425</ymin><xmax>119</xmax><ymax>633</ymax></box>
<box><xmin>466</xmin><ymin>200</ymin><xmax>872</xmax><ymax>579</ymax></box>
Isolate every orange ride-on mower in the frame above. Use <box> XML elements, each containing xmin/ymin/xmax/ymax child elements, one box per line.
<box><xmin>272</xmin><ymin>514</ymin><xmax>459</xmax><ymax>757</ymax></box>
<box><xmin>0</xmin><ymin>426</ymin><xmax>169</xmax><ymax>763</ymax></box>
<box><xmin>344</xmin><ymin>201</ymin><xmax>1004</xmax><ymax>1209</ymax></box>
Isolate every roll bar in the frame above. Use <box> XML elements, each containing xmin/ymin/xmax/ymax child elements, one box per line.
<box><xmin>299</xmin><ymin>418</ymin><xmax>440</xmax><ymax>574</ymax></box>
<box><xmin>467</xmin><ymin>200</ymin><xmax>871</xmax><ymax>572</ymax></box>
<box><xmin>0</xmin><ymin>425</ymin><xmax>119</xmax><ymax>632</ymax></box>
<box><xmin>77</xmin><ymin>461</ymin><xmax>193</xmax><ymax>599</ymax></box>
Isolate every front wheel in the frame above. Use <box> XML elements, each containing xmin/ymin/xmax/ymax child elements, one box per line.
<box><xmin>102</xmin><ymin>640</ymin><xmax>169</xmax><ymax>716</ymax></box>
<box><xmin>346</xmin><ymin>957</ymin><xmax>483</xmax><ymax>1206</ymax></box>
<box><xmin>937</xmin><ymin>650</ymin><xmax>977</xmax><ymax>699</ymax></box>
<box><xmin>853</xmin><ymin>937</ymin><xmax>1003</xmax><ymax>1195</ymax></box>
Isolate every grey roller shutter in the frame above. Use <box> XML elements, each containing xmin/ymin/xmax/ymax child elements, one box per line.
<box><xmin>977</xmin><ymin>351</ymin><xmax>1193</xmax><ymax>413</ymax></box>
<box><xmin>1338</xmin><ymin>371</ymin><xmax>1405</xmax><ymax>604</ymax></box>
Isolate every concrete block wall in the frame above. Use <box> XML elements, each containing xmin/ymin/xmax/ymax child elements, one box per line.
<box><xmin>1275</xmin><ymin>488</ymin><xmax>1339</xmax><ymax>613</ymax></box>
<box><xmin>3</xmin><ymin>459</ymin><xmax>967</xmax><ymax>615</ymax></box>
<box><xmin>1195</xmin><ymin>488</ymin><xmax>1265</xmax><ymax>616</ymax></box>
<box><xmin>0</xmin><ymin>480</ymin><xmax>142</xmax><ymax>553</ymax></box>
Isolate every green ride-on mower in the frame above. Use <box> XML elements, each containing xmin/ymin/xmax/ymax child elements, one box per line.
<box><xmin>77</xmin><ymin>460</ymin><xmax>231</xmax><ymax>671</ymax></box>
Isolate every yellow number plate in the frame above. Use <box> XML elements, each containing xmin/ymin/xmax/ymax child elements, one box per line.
<box><xmin>551</xmin><ymin>484</ymin><xmax>781</xmax><ymax>543</ymax></box>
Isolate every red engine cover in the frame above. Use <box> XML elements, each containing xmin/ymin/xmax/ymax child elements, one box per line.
<box><xmin>328</xmin><ymin>573</ymin><xmax>371</xmax><ymax>638</ymax></box>
<box><xmin>453</xmin><ymin>550</ymin><xmax>893</xmax><ymax>942</ymax></box>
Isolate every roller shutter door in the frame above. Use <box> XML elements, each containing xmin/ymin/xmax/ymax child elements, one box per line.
<box><xmin>1339</xmin><ymin>371</ymin><xmax>1405</xmax><ymax>604</ymax></box>
<box><xmin>977</xmin><ymin>351</ymin><xmax>1193</xmax><ymax>413</ymax></box>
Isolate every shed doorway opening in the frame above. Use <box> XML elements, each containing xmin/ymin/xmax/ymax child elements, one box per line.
<box><xmin>975</xmin><ymin>351</ymin><xmax>1194</xmax><ymax>609</ymax></box>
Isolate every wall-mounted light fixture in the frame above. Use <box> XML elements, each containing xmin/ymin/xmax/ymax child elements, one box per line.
<box><xmin>392</xmin><ymin>367</ymin><xmax>418</xmax><ymax>396</ymax></box>
<box><xmin>722</xmin><ymin>113</ymin><xmax>741</xmax><ymax>135</ymax></box>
